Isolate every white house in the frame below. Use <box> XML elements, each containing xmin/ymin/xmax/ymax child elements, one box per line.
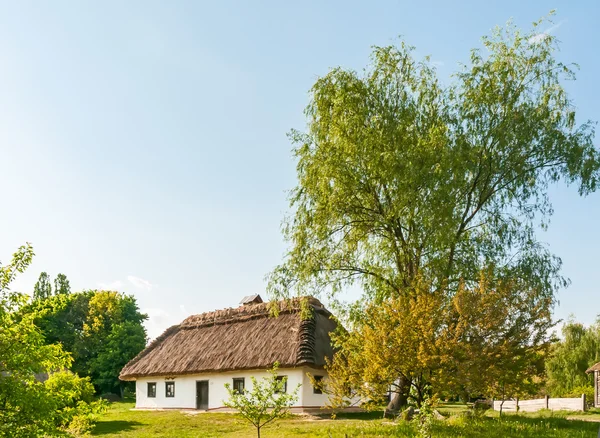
<box><xmin>119</xmin><ymin>295</ymin><xmax>341</xmax><ymax>412</ymax></box>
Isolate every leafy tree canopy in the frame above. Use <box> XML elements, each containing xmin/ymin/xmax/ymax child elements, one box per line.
<box><xmin>325</xmin><ymin>273</ymin><xmax>553</xmax><ymax>408</ymax></box>
<box><xmin>545</xmin><ymin>319</ymin><xmax>600</xmax><ymax>396</ymax></box>
<box><xmin>33</xmin><ymin>271</ymin><xmax>52</xmax><ymax>301</ymax></box>
<box><xmin>268</xmin><ymin>13</ymin><xmax>599</xmax><ymax>408</ymax></box>
<box><xmin>269</xmin><ymin>14</ymin><xmax>598</xmax><ymax>304</ymax></box>
<box><xmin>21</xmin><ymin>290</ymin><xmax>148</xmax><ymax>395</ymax></box>
<box><xmin>54</xmin><ymin>273</ymin><xmax>71</xmax><ymax>295</ymax></box>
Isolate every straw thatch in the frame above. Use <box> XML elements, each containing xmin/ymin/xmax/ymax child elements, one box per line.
<box><xmin>120</xmin><ymin>297</ymin><xmax>338</xmax><ymax>380</ymax></box>
<box><xmin>586</xmin><ymin>362</ymin><xmax>600</xmax><ymax>373</ymax></box>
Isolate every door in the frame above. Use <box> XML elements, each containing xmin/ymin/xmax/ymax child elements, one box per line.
<box><xmin>196</xmin><ymin>380</ymin><xmax>209</xmax><ymax>410</ymax></box>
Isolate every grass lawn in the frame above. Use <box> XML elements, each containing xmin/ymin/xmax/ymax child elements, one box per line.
<box><xmin>92</xmin><ymin>401</ymin><xmax>600</xmax><ymax>437</ymax></box>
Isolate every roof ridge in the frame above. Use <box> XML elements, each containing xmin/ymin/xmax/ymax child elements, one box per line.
<box><xmin>180</xmin><ymin>296</ymin><xmax>324</xmax><ymax>327</ymax></box>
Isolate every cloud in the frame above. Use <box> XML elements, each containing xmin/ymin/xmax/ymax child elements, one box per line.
<box><xmin>431</xmin><ymin>60</ymin><xmax>445</xmax><ymax>68</ymax></box>
<box><xmin>142</xmin><ymin>307</ymin><xmax>175</xmax><ymax>341</ymax></box>
<box><xmin>127</xmin><ymin>275</ymin><xmax>154</xmax><ymax>290</ymax></box>
<box><xmin>141</xmin><ymin>304</ymin><xmax>192</xmax><ymax>341</ymax></box>
<box><xmin>97</xmin><ymin>280</ymin><xmax>124</xmax><ymax>290</ymax></box>
<box><xmin>529</xmin><ymin>21</ymin><xmax>564</xmax><ymax>44</ymax></box>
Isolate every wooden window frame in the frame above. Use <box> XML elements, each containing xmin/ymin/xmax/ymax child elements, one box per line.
<box><xmin>313</xmin><ymin>375</ymin><xmax>324</xmax><ymax>394</ymax></box>
<box><xmin>147</xmin><ymin>382</ymin><xmax>156</xmax><ymax>398</ymax></box>
<box><xmin>232</xmin><ymin>378</ymin><xmax>245</xmax><ymax>395</ymax></box>
<box><xmin>275</xmin><ymin>376</ymin><xmax>287</xmax><ymax>394</ymax></box>
<box><xmin>165</xmin><ymin>381</ymin><xmax>175</xmax><ymax>398</ymax></box>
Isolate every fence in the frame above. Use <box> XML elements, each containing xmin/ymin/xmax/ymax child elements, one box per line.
<box><xmin>493</xmin><ymin>395</ymin><xmax>586</xmax><ymax>413</ymax></box>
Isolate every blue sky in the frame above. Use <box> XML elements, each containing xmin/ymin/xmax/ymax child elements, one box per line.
<box><xmin>0</xmin><ymin>0</ymin><xmax>598</xmax><ymax>339</ymax></box>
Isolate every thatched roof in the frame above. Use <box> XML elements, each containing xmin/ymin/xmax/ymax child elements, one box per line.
<box><xmin>586</xmin><ymin>362</ymin><xmax>600</xmax><ymax>373</ymax></box>
<box><xmin>120</xmin><ymin>297</ymin><xmax>338</xmax><ymax>381</ymax></box>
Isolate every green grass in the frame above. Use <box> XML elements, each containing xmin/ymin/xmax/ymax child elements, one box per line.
<box><xmin>91</xmin><ymin>401</ymin><xmax>600</xmax><ymax>437</ymax></box>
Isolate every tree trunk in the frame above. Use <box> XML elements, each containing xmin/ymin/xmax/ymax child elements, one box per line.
<box><xmin>499</xmin><ymin>383</ymin><xmax>505</xmax><ymax>417</ymax></box>
<box><xmin>384</xmin><ymin>375</ymin><xmax>410</xmax><ymax>417</ymax></box>
<box><xmin>257</xmin><ymin>426</ymin><xmax>261</xmax><ymax>438</ymax></box>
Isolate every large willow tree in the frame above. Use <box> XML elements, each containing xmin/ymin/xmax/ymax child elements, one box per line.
<box><xmin>268</xmin><ymin>15</ymin><xmax>599</xmax><ymax>409</ymax></box>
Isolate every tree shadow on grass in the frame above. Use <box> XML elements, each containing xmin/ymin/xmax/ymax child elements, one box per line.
<box><xmin>314</xmin><ymin>410</ymin><xmax>385</xmax><ymax>421</ymax></box>
<box><xmin>92</xmin><ymin>420</ymin><xmax>143</xmax><ymax>436</ymax></box>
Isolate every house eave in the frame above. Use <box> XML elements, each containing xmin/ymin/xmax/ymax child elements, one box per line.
<box><xmin>119</xmin><ymin>362</ymin><xmax>326</xmax><ymax>381</ymax></box>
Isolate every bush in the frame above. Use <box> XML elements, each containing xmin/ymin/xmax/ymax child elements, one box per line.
<box><xmin>45</xmin><ymin>371</ymin><xmax>107</xmax><ymax>433</ymax></box>
<box><xmin>45</xmin><ymin>371</ymin><xmax>95</xmax><ymax>406</ymax></box>
<box><xmin>66</xmin><ymin>414</ymin><xmax>95</xmax><ymax>436</ymax></box>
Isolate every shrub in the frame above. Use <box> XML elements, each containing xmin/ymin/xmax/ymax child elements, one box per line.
<box><xmin>45</xmin><ymin>371</ymin><xmax>107</xmax><ymax>433</ymax></box>
<box><xmin>415</xmin><ymin>395</ymin><xmax>437</xmax><ymax>438</ymax></box>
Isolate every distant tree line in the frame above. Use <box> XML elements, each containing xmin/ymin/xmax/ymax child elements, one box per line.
<box><xmin>21</xmin><ymin>271</ymin><xmax>148</xmax><ymax>396</ymax></box>
<box><xmin>33</xmin><ymin>271</ymin><xmax>71</xmax><ymax>300</ymax></box>
<box><xmin>545</xmin><ymin>319</ymin><xmax>600</xmax><ymax>406</ymax></box>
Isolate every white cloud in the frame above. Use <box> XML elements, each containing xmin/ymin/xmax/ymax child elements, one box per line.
<box><xmin>141</xmin><ymin>304</ymin><xmax>193</xmax><ymax>341</ymax></box>
<box><xmin>127</xmin><ymin>275</ymin><xmax>154</xmax><ymax>290</ymax></box>
<box><xmin>142</xmin><ymin>307</ymin><xmax>175</xmax><ymax>341</ymax></box>
<box><xmin>431</xmin><ymin>60</ymin><xmax>445</xmax><ymax>68</ymax></box>
<box><xmin>529</xmin><ymin>21</ymin><xmax>564</xmax><ymax>44</ymax></box>
<box><xmin>97</xmin><ymin>280</ymin><xmax>124</xmax><ymax>290</ymax></box>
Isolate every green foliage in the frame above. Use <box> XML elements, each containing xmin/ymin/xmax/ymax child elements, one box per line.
<box><xmin>88</xmin><ymin>321</ymin><xmax>147</xmax><ymax>394</ymax></box>
<box><xmin>45</xmin><ymin>371</ymin><xmax>108</xmax><ymax>434</ymax></box>
<box><xmin>33</xmin><ymin>271</ymin><xmax>52</xmax><ymax>301</ymax></box>
<box><xmin>0</xmin><ymin>245</ymin><xmax>102</xmax><ymax>437</ymax></box>
<box><xmin>223</xmin><ymin>363</ymin><xmax>300</xmax><ymax>438</ymax></box>
<box><xmin>33</xmin><ymin>272</ymin><xmax>72</xmax><ymax>299</ymax></box>
<box><xmin>21</xmin><ymin>290</ymin><xmax>148</xmax><ymax>395</ymax></box>
<box><xmin>268</xmin><ymin>12</ymin><xmax>598</xmax><ymax>410</ymax></box>
<box><xmin>545</xmin><ymin>319</ymin><xmax>600</xmax><ymax>396</ymax></box>
<box><xmin>326</xmin><ymin>275</ymin><xmax>553</xmax><ymax>410</ymax></box>
<box><xmin>0</xmin><ymin>245</ymin><xmax>67</xmax><ymax>437</ymax></box>
<box><xmin>270</xmin><ymin>13</ymin><xmax>598</xmax><ymax>305</ymax></box>
<box><xmin>54</xmin><ymin>273</ymin><xmax>72</xmax><ymax>295</ymax></box>
<box><xmin>45</xmin><ymin>370</ymin><xmax>95</xmax><ymax>407</ymax></box>
<box><xmin>415</xmin><ymin>392</ymin><xmax>437</xmax><ymax>438</ymax></box>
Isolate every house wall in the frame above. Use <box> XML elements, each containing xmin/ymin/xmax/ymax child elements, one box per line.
<box><xmin>135</xmin><ymin>368</ymin><xmax>321</xmax><ymax>410</ymax></box>
<box><xmin>301</xmin><ymin>367</ymin><xmax>331</xmax><ymax>407</ymax></box>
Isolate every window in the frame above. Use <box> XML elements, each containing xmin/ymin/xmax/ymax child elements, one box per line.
<box><xmin>313</xmin><ymin>375</ymin><xmax>324</xmax><ymax>394</ymax></box>
<box><xmin>147</xmin><ymin>382</ymin><xmax>156</xmax><ymax>398</ymax></box>
<box><xmin>275</xmin><ymin>376</ymin><xmax>287</xmax><ymax>394</ymax></box>
<box><xmin>232</xmin><ymin>378</ymin><xmax>245</xmax><ymax>394</ymax></box>
<box><xmin>165</xmin><ymin>381</ymin><xmax>175</xmax><ymax>398</ymax></box>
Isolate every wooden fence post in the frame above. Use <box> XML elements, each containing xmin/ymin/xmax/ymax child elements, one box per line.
<box><xmin>582</xmin><ymin>393</ymin><xmax>586</xmax><ymax>411</ymax></box>
<box><xmin>515</xmin><ymin>397</ymin><xmax>519</xmax><ymax>412</ymax></box>
<box><xmin>545</xmin><ymin>395</ymin><xmax>549</xmax><ymax>409</ymax></box>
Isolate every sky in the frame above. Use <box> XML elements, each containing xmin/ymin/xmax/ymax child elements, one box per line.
<box><xmin>0</xmin><ymin>0</ymin><xmax>598</xmax><ymax>340</ymax></box>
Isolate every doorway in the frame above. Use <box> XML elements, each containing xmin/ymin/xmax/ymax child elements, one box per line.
<box><xmin>196</xmin><ymin>380</ymin><xmax>209</xmax><ymax>410</ymax></box>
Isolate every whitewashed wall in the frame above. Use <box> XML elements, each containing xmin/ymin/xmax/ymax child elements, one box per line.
<box><xmin>493</xmin><ymin>396</ymin><xmax>585</xmax><ymax>413</ymax></box>
<box><xmin>513</xmin><ymin>398</ymin><xmax>546</xmax><ymax>412</ymax></box>
<box><xmin>548</xmin><ymin>397</ymin><xmax>586</xmax><ymax>411</ymax></box>
<box><xmin>135</xmin><ymin>367</ymin><xmax>324</xmax><ymax>410</ymax></box>
<box><xmin>301</xmin><ymin>367</ymin><xmax>331</xmax><ymax>407</ymax></box>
